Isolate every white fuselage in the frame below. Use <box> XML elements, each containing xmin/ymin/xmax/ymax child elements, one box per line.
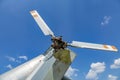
<box><xmin>0</xmin><ymin>48</ymin><xmax>76</xmax><ymax>80</ymax></box>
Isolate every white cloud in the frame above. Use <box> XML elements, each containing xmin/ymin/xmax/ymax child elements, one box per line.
<box><xmin>65</xmin><ymin>66</ymin><xmax>79</xmax><ymax>79</ymax></box>
<box><xmin>18</xmin><ymin>56</ymin><xmax>28</xmax><ymax>61</ymax></box>
<box><xmin>6</xmin><ymin>55</ymin><xmax>28</xmax><ymax>64</ymax></box>
<box><xmin>86</xmin><ymin>70</ymin><xmax>98</xmax><ymax>80</ymax></box>
<box><xmin>4</xmin><ymin>55</ymin><xmax>28</xmax><ymax>70</ymax></box>
<box><xmin>108</xmin><ymin>74</ymin><xmax>118</xmax><ymax>80</ymax></box>
<box><xmin>15</xmin><ymin>60</ymin><xmax>21</xmax><ymax>63</ymax></box>
<box><xmin>6</xmin><ymin>56</ymin><xmax>15</xmax><ymax>62</ymax></box>
<box><xmin>6</xmin><ymin>64</ymin><xmax>13</xmax><ymax>69</ymax></box>
<box><xmin>101</xmin><ymin>16</ymin><xmax>111</xmax><ymax>26</ymax></box>
<box><xmin>86</xmin><ymin>62</ymin><xmax>106</xmax><ymax>80</ymax></box>
<box><xmin>110</xmin><ymin>58</ymin><xmax>120</xmax><ymax>69</ymax></box>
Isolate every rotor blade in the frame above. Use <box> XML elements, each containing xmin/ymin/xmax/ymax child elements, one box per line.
<box><xmin>69</xmin><ymin>41</ymin><xmax>118</xmax><ymax>52</ymax></box>
<box><xmin>30</xmin><ymin>10</ymin><xmax>55</xmax><ymax>37</ymax></box>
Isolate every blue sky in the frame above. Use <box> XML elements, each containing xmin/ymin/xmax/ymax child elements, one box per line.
<box><xmin>0</xmin><ymin>0</ymin><xmax>120</xmax><ymax>80</ymax></box>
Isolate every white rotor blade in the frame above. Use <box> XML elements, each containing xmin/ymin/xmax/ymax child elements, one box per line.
<box><xmin>69</xmin><ymin>41</ymin><xmax>118</xmax><ymax>52</ymax></box>
<box><xmin>30</xmin><ymin>10</ymin><xmax>55</xmax><ymax>37</ymax></box>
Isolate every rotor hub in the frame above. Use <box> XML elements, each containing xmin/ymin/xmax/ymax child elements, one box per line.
<box><xmin>51</xmin><ymin>36</ymin><xmax>67</xmax><ymax>51</ymax></box>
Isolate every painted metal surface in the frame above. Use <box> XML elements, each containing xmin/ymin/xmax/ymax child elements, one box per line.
<box><xmin>0</xmin><ymin>47</ymin><xmax>76</xmax><ymax>80</ymax></box>
<box><xmin>30</xmin><ymin>10</ymin><xmax>55</xmax><ymax>37</ymax></box>
<box><xmin>0</xmin><ymin>55</ymin><xmax>45</xmax><ymax>80</ymax></box>
<box><xmin>70</xmin><ymin>41</ymin><xmax>118</xmax><ymax>52</ymax></box>
<box><xmin>27</xmin><ymin>48</ymin><xmax>76</xmax><ymax>80</ymax></box>
<box><xmin>52</xmin><ymin>49</ymin><xmax>75</xmax><ymax>80</ymax></box>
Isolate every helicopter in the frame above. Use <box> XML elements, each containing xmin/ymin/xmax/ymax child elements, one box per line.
<box><xmin>0</xmin><ymin>10</ymin><xmax>118</xmax><ymax>80</ymax></box>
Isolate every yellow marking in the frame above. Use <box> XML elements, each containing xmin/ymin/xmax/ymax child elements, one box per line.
<box><xmin>112</xmin><ymin>46</ymin><xmax>117</xmax><ymax>50</ymax></box>
<box><xmin>103</xmin><ymin>45</ymin><xmax>108</xmax><ymax>49</ymax></box>
<box><xmin>30</xmin><ymin>10</ymin><xmax>38</xmax><ymax>17</ymax></box>
<box><xmin>33</xmin><ymin>14</ymin><xmax>38</xmax><ymax>17</ymax></box>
